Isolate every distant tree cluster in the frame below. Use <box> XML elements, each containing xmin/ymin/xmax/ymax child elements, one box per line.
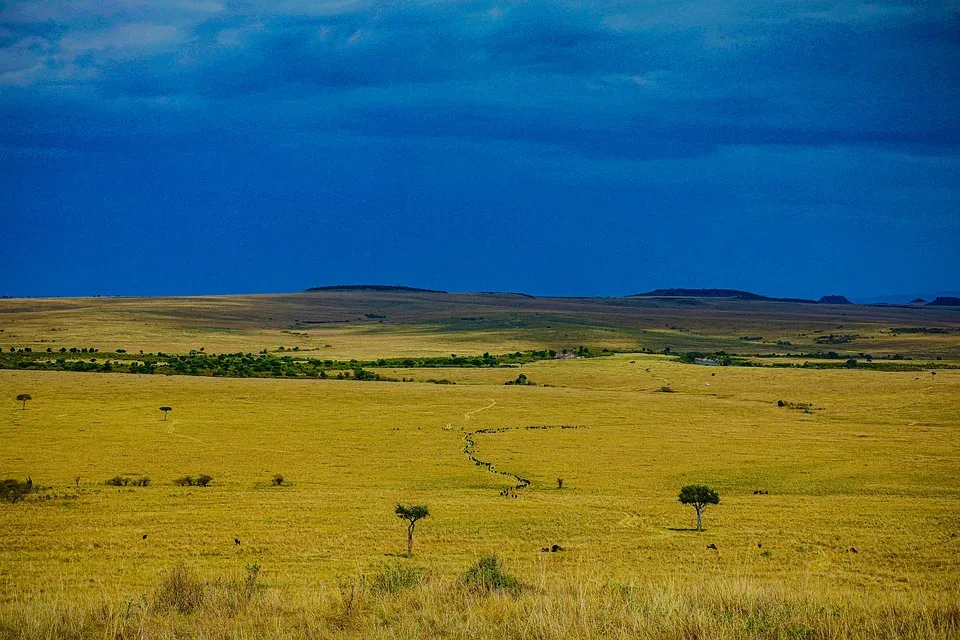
<box><xmin>0</xmin><ymin>347</ymin><xmax>619</xmax><ymax>381</ymax></box>
<box><xmin>174</xmin><ymin>475</ymin><xmax>213</xmax><ymax>487</ymax></box>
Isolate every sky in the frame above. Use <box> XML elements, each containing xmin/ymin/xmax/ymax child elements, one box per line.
<box><xmin>1</xmin><ymin>0</ymin><xmax>958</xmax><ymax>300</ymax></box>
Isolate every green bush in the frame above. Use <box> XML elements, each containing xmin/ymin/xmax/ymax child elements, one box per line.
<box><xmin>462</xmin><ymin>554</ymin><xmax>521</xmax><ymax>593</ymax></box>
<box><xmin>0</xmin><ymin>479</ymin><xmax>33</xmax><ymax>503</ymax></box>
<box><xmin>173</xmin><ymin>476</ymin><xmax>194</xmax><ymax>486</ymax></box>
<box><xmin>195</xmin><ymin>474</ymin><xmax>213</xmax><ymax>487</ymax></box>
<box><xmin>371</xmin><ymin>561</ymin><xmax>424</xmax><ymax>595</ymax></box>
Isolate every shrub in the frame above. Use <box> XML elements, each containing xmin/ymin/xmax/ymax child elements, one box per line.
<box><xmin>659</xmin><ymin>386</ymin><xmax>675</xmax><ymax>393</ymax></box>
<box><xmin>505</xmin><ymin>373</ymin><xmax>534</xmax><ymax>386</ymax></box>
<box><xmin>0</xmin><ymin>479</ymin><xmax>33</xmax><ymax>503</ymax></box>
<box><xmin>107</xmin><ymin>475</ymin><xmax>149</xmax><ymax>487</ymax></box>
<box><xmin>272</xmin><ymin>474</ymin><xmax>284</xmax><ymax>486</ymax></box>
<box><xmin>462</xmin><ymin>554</ymin><xmax>521</xmax><ymax>593</ymax></box>
<box><xmin>371</xmin><ymin>561</ymin><xmax>424</xmax><ymax>595</ymax></box>
<box><xmin>155</xmin><ymin>564</ymin><xmax>204</xmax><ymax>614</ymax></box>
<box><xmin>195</xmin><ymin>474</ymin><xmax>213</xmax><ymax>487</ymax></box>
<box><xmin>173</xmin><ymin>476</ymin><xmax>194</xmax><ymax>486</ymax></box>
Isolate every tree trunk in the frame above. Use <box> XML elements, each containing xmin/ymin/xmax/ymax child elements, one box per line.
<box><xmin>407</xmin><ymin>522</ymin><xmax>414</xmax><ymax>557</ymax></box>
<box><xmin>21</xmin><ymin>401</ymin><xmax>26</xmax><ymax>410</ymax></box>
<box><xmin>696</xmin><ymin>506</ymin><xmax>703</xmax><ymax>531</ymax></box>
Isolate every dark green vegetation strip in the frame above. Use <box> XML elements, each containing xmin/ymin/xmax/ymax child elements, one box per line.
<box><xmin>674</xmin><ymin>350</ymin><xmax>957</xmax><ymax>371</ymax></box>
<box><xmin>0</xmin><ymin>346</ymin><xmax>612</xmax><ymax>380</ymax></box>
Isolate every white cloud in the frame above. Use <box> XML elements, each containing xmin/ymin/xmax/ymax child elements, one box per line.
<box><xmin>60</xmin><ymin>23</ymin><xmax>182</xmax><ymax>53</ymax></box>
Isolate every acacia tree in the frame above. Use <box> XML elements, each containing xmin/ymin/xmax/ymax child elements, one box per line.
<box><xmin>395</xmin><ymin>504</ymin><xmax>429</xmax><ymax>557</ymax></box>
<box><xmin>159</xmin><ymin>406</ymin><xmax>172</xmax><ymax>420</ymax></box>
<box><xmin>16</xmin><ymin>394</ymin><xmax>31</xmax><ymax>410</ymax></box>
<box><xmin>678</xmin><ymin>484</ymin><xmax>720</xmax><ymax>531</ymax></box>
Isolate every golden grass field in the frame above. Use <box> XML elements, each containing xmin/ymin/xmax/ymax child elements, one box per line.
<box><xmin>0</xmin><ymin>292</ymin><xmax>958</xmax><ymax>638</ymax></box>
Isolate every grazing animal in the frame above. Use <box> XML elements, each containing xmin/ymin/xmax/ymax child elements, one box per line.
<box><xmin>142</xmin><ymin>534</ymin><xmax>147</xmax><ymax>540</ymax></box>
<box><xmin>757</xmin><ymin>543</ymin><xmax>762</xmax><ymax>548</ymax></box>
<box><xmin>234</xmin><ymin>538</ymin><xmax>241</xmax><ymax>546</ymax></box>
<box><xmin>541</xmin><ymin>547</ymin><xmax>550</xmax><ymax>552</ymax></box>
<box><xmin>706</xmin><ymin>543</ymin><xmax>718</xmax><ymax>550</ymax></box>
<box><xmin>551</xmin><ymin>544</ymin><xmax>564</xmax><ymax>552</ymax></box>
<box><xmin>848</xmin><ymin>547</ymin><xmax>858</xmax><ymax>553</ymax></box>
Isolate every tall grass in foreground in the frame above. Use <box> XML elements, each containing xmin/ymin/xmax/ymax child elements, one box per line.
<box><xmin>1</xmin><ymin>562</ymin><xmax>956</xmax><ymax>640</ymax></box>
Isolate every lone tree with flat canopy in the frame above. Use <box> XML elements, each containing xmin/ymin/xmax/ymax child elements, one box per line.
<box><xmin>159</xmin><ymin>406</ymin><xmax>172</xmax><ymax>420</ymax></box>
<box><xmin>16</xmin><ymin>394</ymin><xmax>32</xmax><ymax>410</ymax></box>
<box><xmin>395</xmin><ymin>504</ymin><xmax>429</xmax><ymax>557</ymax></box>
<box><xmin>679</xmin><ymin>484</ymin><xmax>720</xmax><ymax>531</ymax></box>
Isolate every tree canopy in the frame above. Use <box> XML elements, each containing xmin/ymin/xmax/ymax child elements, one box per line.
<box><xmin>678</xmin><ymin>484</ymin><xmax>720</xmax><ymax>531</ymax></box>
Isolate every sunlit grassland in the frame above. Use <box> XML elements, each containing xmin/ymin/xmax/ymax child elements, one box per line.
<box><xmin>3</xmin><ymin>291</ymin><xmax>960</xmax><ymax>359</ymax></box>
<box><xmin>0</xmin><ymin>293</ymin><xmax>958</xmax><ymax>637</ymax></box>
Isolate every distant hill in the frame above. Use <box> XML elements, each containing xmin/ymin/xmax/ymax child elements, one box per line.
<box><xmin>305</xmin><ymin>285</ymin><xmax>447</xmax><ymax>294</ymax></box>
<box><xmin>631</xmin><ymin>288</ymin><xmax>815</xmax><ymax>303</ymax></box>
<box><xmin>818</xmin><ymin>295</ymin><xmax>852</xmax><ymax>305</ymax></box>
<box><xmin>856</xmin><ymin>291</ymin><xmax>960</xmax><ymax>304</ymax></box>
<box><xmin>926</xmin><ymin>296</ymin><xmax>960</xmax><ymax>307</ymax></box>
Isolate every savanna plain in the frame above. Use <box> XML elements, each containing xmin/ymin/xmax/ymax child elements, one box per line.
<box><xmin>0</xmin><ymin>291</ymin><xmax>958</xmax><ymax>639</ymax></box>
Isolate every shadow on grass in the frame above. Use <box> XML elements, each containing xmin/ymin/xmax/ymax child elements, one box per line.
<box><xmin>666</xmin><ymin>527</ymin><xmax>702</xmax><ymax>532</ymax></box>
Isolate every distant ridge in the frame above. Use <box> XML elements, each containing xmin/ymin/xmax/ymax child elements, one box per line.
<box><xmin>818</xmin><ymin>295</ymin><xmax>852</xmax><ymax>305</ymax></box>
<box><xmin>630</xmin><ymin>288</ymin><xmax>815</xmax><ymax>303</ymax></box>
<box><xmin>926</xmin><ymin>296</ymin><xmax>960</xmax><ymax>307</ymax></box>
<box><xmin>909</xmin><ymin>298</ymin><xmax>927</xmax><ymax>305</ymax></box>
<box><xmin>305</xmin><ymin>285</ymin><xmax>447</xmax><ymax>293</ymax></box>
<box><xmin>478</xmin><ymin>291</ymin><xmax>537</xmax><ymax>298</ymax></box>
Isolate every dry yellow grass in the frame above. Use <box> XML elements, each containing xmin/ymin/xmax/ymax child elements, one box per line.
<box><xmin>0</xmin><ymin>293</ymin><xmax>958</xmax><ymax>638</ymax></box>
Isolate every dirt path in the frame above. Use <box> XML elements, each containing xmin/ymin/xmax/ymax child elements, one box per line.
<box><xmin>165</xmin><ymin>421</ymin><xmax>204</xmax><ymax>444</ymax></box>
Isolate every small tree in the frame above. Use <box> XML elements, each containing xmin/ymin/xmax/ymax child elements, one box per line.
<box><xmin>159</xmin><ymin>406</ymin><xmax>172</xmax><ymax>420</ymax></box>
<box><xmin>678</xmin><ymin>484</ymin><xmax>720</xmax><ymax>531</ymax></box>
<box><xmin>395</xmin><ymin>504</ymin><xmax>429</xmax><ymax>557</ymax></box>
<box><xmin>16</xmin><ymin>394</ymin><xmax>32</xmax><ymax>410</ymax></box>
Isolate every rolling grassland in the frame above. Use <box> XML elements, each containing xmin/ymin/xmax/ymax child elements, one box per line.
<box><xmin>0</xmin><ymin>292</ymin><xmax>958</xmax><ymax>638</ymax></box>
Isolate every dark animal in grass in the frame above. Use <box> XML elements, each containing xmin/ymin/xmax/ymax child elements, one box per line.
<box><xmin>235</xmin><ymin>538</ymin><xmax>241</xmax><ymax>546</ymax></box>
<box><xmin>142</xmin><ymin>534</ymin><xmax>147</xmax><ymax>540</ymax></box>
<box><xmin>757</xmin><ymin>543</ymin><xmax>762</xmax><ymax>548</ymax></box>
<box><xmin>848</xmin><ymin>547</ymin><xmax>858</xmax><ymax>553</ymax></box>
<box><xmin>706</xmin><ymin>543</ymin><xmax>718</xmax><ymax>550</ymax></box>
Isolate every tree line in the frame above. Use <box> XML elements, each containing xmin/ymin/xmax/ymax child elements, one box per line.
<box><xmin>0</xmin><ymin>347</ymin><xmax>616</xmax><ymax>380</ymax></box>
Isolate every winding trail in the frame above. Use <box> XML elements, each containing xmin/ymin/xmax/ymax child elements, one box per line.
<box><xmin>166</xmin><ymin>422</ymin><xmax>204</xmax><ymax>444</ymax></box>
<box><xmin>462</xmin><ymin>424</ymin><xmax>588</xmax><ymax>496</ymax></box>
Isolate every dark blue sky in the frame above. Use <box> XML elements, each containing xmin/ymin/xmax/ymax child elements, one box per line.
<box><xmin>1</xmin><ymin>1</ymin><xmax>958</xmax><ymax>300</ymax></box>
